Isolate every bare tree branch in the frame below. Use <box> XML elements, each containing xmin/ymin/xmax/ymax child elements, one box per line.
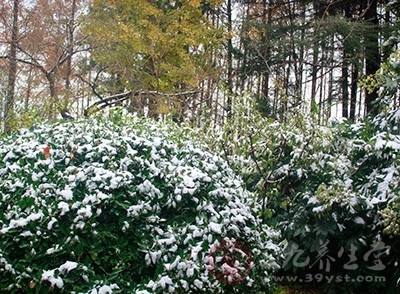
<box><xmin>84</xmin><ymin>89</ymin><xmax>198</xmax><ymax>117</ymax></box>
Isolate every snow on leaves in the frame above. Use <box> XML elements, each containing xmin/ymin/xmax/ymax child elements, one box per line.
<box><xmin>0</xmin><ymin>117</ymin><xmax>281</xmax><ymax>293</ymax></box>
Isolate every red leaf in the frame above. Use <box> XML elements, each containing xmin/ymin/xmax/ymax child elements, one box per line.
<box><xmin>43</xmin><ymin>146</ymin><xmax>51</xmax><ymax>159</ymax></box>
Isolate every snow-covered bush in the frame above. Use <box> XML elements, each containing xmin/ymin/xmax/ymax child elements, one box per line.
<box><xmin>0</xmin><ymin>115</ymin><xmax>282</xmax><ymax>293</ymax></box>
<box><xmin>196</xmin><ymin>103</ymin><xmax>400</xmax><ymax>292</ymax></box>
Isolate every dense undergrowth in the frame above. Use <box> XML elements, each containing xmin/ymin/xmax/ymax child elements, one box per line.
<box><xmin>196</xmin><ymin>97</ymin><xmax>400</xmax><ymax>292</ymax></box>
<box><xmin>0</xmin><ymin>114</ymin><xmax>282</xmax><ymax>293</ymax></box>
<box><xmin>1</xmin><ymin>103</ymin><xmax>398</xmax><ymax>293</ymax></box>
<box><xmin>197</xmin><ymin>48</ymin><xmax>400</xmax><ymax>293</ymax></box>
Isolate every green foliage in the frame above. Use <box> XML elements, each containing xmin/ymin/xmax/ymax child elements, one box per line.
<box><xmin>82</xmin><ymin>0</ymin><xmax>224</xmax><ymax>93</ymax></box>
<box><xmin>1</xmin><ymin>99</ymin><xmax>61</xmax><ymax>135</ymax></box>
<box><xmin>0</xmin><ymin>115</ymin><xmax>282</xmax><ymax>293</ymax></box>
<box><xmin>360</xmin><ymin>48</ymin><xmax>400</xmax><ymax>114</ymax></box>
<box><xmin>194</xmin><ymin>94</ymin><xmax>400</xmax><ymax>292</ymax></box>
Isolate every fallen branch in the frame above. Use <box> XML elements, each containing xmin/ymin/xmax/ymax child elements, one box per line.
<box><xmin>84</xmin><ymin>89</ymin><xmax>198</xmax><ymax>117</ymax></box>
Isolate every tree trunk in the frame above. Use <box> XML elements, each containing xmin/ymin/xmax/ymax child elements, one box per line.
<box><xmin>326</xmin><ymin>36</ymin><xmax>334</xmax><ymax>121</ymax></box>
<box><xmin>25</xmin><ymin>64</ymin><xmax>34</xmax><ymax>111</ymax></box>
<box><xmin>65</xmin><ymin>0</ymin><xmax>77</xmax><ymax>93</ymax></box>
<box><xmin>341</xmin><ymin>1</ymin><xmax>351</xmax><ymax>119</ymax></box>
<box><xmin>310</xmin><ymin>41</ymin><xmax>318</xmax><ymax>113</ymax></box>
<box><xmin>294</xmin><ymin>1</ymin><xmax>305</xmax><ymax>104</ymax></box>
<box><xmin>261</xmin><ymin>0</ymin><xmax>271</xmax><ymax>101</ymax></box>
<box><xmin>4</xmin><ymin>0</ymin><xmax>19</xmax><ymax>133</ymax></box>
<box><xmin>382</xmin><ymin>4</ymin><xmax>391</xmax><ymax>62</ymax></box>
<box><xmin>226</xmin><ymin>0</ymin><xmax>233</xmax><ymax>119</ymax></box>
<box><xmin>350</xmin><ymin>63</ymin><xmax>358</xmax><ymax>120</ymax></box>
<box><xmin>318</xmin><ymin>54</ymin><xmax>324</xmax><ymax>123</ymax></box>
<box><xmin>341</xmin><ymin>60</ymin><xmax>349</xmax><ymax>118</ymax></box>
<box><xmin>364</xmin><ymin>0</ymin><xmax>380</xmax><ymax>115</ymax></box>
<box><xmin>48</xmin><ymin>73</ymin><xmax>57</xmax><ymax>116</ymax></box>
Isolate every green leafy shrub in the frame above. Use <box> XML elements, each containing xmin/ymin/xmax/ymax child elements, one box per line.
<box><xmin>0</xmin><ymin>116</ymin><xmax>282</xmax><ymax>293</ymax></box>
<box><xmin>195</xmin><ymin>98</ymin><xmax>400</xmax><ymax>292</ymax></box>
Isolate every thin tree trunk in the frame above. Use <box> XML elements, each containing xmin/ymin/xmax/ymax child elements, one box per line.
<box><xmin>326</xmin><ymin>44</ymin><xmax>334</xmax><ymax>120</ymax></box>
<box><xmin>65</xmin><ymin>0</ymin><xmax>76</xmax><ymax>92</ymax></box>
<box><xmin>238</xmin><ymin>4</ymin><xmax>250</xmax><ymax>96</ymax></box>
<box><xmin>341</xmin><ymin>1</ymin><xmax>351</xmax><ymax>118</ymax></box>
<box><xmin>214</xmin><ymin>86</ymin><xmax>219</xmax><ymax>126</ymax></box>
<box><xmin>383</xmin><ymin>4</ymin><xmax>391</xmax><ymax>62</ymax></box>
<box><xmin>48</xmin><ymin>73</ymin><xmax>57</xmax><ymax>117</ymax></box>
<box><xmin>310</xmin><ymin>43</ymin><xmax>318</xmax><ymax>112</ymax></box>
<box><xmin>327</xmin><ymin>10</ymin><xmax>335</xmax><ymax>120</ymax></box>
<box><xmin>294</xmin><ymin>1</ymin><xmax>306</xmax><ymax>104</ymax></box>
<box><xmin>364</xmin><ymin>0</ymin><xmax>380</xmax><ymax>115</ymax></box>
<box><xmin>25</xmin><ymin>64</ymin><xmax>33</xmax><ymax>111</ymax></box>
<box><xmin>319</xmin><ymin>57</ymin><xmax>324</xmax><ymax>123</ymax></box>
<box><xmin>310</xmin><ymin>0</ymin><xmax>327</xmax><ymax>114</ymax></box>
<box><xmin>341</xmin><ymin>59</ymin><xmax>349</xmax><ymax>118</ymax></box>
<box><xmin>261</xmin><ymin>0</ymin><xmax>271</xmax><ymax>101</ymax></box>
<box><xmin>284</xmin><ymin>58</ymin><xmax>291</xmax><ymax>121</ymax></box>
<box><xmin>226</xmin><ymin>0</ymin><xmax>233</xmax><ymax>119</ymax></box>
<box><xmin>197</xmin><ymin>80</ymin><xmax>205</xmax><ymax>126</ymax></box>
<box><xmin>350</xmin><ymin>63</ymin><xmax>358</xmax><ymax>120</ymax></box>
<box><xmin>4</xmin><ymin>0</ymin><xmax>19</xmax><ymax>133</ymax></box>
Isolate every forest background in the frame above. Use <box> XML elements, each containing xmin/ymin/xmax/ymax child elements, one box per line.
<box><xmin>1</xmin><ymin>0</ymin><xmax>399</xmax><ymax>132</ymax></box>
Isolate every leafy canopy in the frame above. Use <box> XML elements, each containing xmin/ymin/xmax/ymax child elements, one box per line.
<box><xmin>83</xmin><ymin>0</ymin><xmax>224</xmax><ymax>92</ymax></box>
